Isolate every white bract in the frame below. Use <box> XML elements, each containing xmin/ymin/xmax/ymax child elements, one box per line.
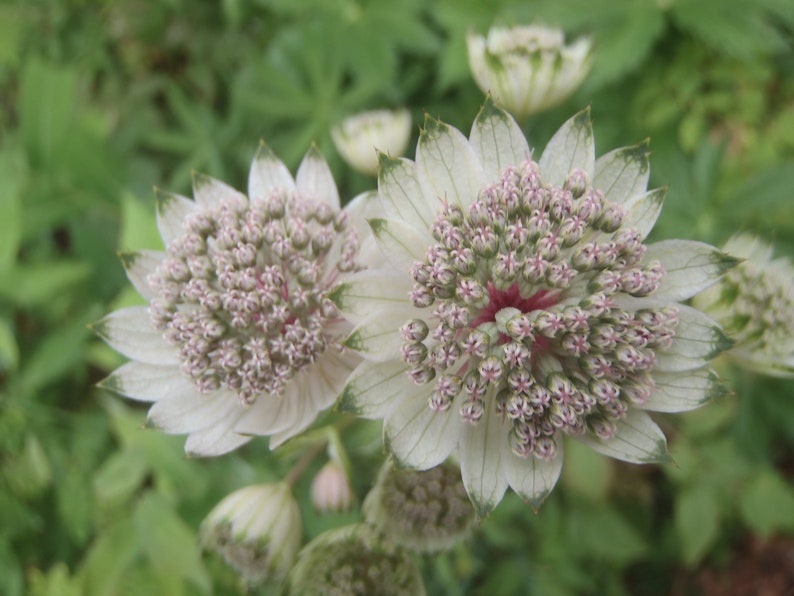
<box><xmin>331</xmin><ymin>108</ymin><xmax>412</xmax><ymax>176</ymax></box>
<box><xmin>95</xmin><ymin>145</ymin><xmax>374</xmax><ymax>455</ymax></box>
<box><xmin>693</xmin><ymin>234</ymin><xmax>794</xmax><ymax>377</ymax></box>
<box><xmin>200</xmin><ymin>482</ymin><xmax>301</xmax><ymax>583</ymax></box>
<box><xmin>467</xmin><ymin>24</ymin><xmax>592</xmax><ymax>118</ymax></box>
<box><xmin>335</xmin><ymin>99</ymin><xmax>736</xmax><ymax>514</ymax></box>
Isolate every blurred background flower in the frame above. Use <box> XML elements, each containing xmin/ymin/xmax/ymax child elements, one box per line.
<box><xmin>331</xmin><ymin>108</ymin><xmax>413</xmax><ymax>176</ymax></box>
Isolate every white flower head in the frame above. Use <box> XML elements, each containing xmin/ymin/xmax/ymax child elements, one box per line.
<box><xmin>331</xmin><ymin>108</ymin><xmax>413</xmax><ymax>176</ymax></box>
<box><xmin>693</xmin><ymin>234</ymin><xmax>794</xmax><ymax>377</ymax></box>
<box><xmin>467</xmin><ymin>24</ymin><xmax>592</xmax><ymax>118</ymax></box>
<box><xmin>335</xmin><ymin>98</ymin><xmax>737</xmax><ymax>515</ymax></box>
<box><xmin>311</xmin><ymin>460</ymin><xmax>355</xmax><ymax>513</ymax></box>
<box><xmin>200</xmin><ymin>482</ymin><xmax>301</xmax><ymax>584</ymax></box>
<box><xmin>286</xmin><ymin>524</ymin><xmax>425</xmax><ymax>596</ymax></box>
<box><xmin>95</xmin><ymin>144</ymin><xmax>374</xmax><ymax>455</ymax></box>
<box><xmin>363</xmin><ymin>460</ymin><xmax>475</xmax><ymax>552</ymax></box>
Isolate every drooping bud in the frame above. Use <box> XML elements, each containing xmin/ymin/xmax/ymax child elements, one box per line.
<box><xmin>311</xmin><ymin>460</ymin><xmax>355</xmax><ymax>513</ymax></box>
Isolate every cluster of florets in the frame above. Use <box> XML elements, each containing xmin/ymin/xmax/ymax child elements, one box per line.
<box><xmin>148</xmin><ymin>192</ymin><xmax>359</xmax><ymax>404</ymax></box>
<box><xmin>400</xmin><ymin>159</ymin><xmax>679</xmax><ymax>460</ymax></box>
<box><xmin>715</xmin><ymin>255</ymin><xmax>794</xmax><ymax>354</ymax></box>
<box><xmin>286</xmin><ymin>525</ymin><xmax>424</xmax><ymax>596</ymax></box>
<box><xmin>364</xmin><ymin>462</ymin><xmax>474</xmax><ymax>552</ymax></box>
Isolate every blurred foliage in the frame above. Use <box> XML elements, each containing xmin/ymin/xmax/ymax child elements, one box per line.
<box><xmin>1</xmin><ymin>0</ymin><xmax>793</xmax><ymax>594</ymax></box>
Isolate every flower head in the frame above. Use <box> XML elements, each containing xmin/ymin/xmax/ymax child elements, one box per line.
<box><xmin>286</xmin><ymin>524</ymin><xmax>425</xmax><ymax>596</ymax></box>
<box><xmin>467</xmin><ymin>24</ymin><xmax>592</xmax><ymax>118</ymax></box>
<box><xmin>363</xmin><ymin>461</ymin><xmax>475</xmax><ymax>552</ymax></box>
<box><xmin>200</xmin><ymin>482</ymin><xmax>301</xmax><ymax>584</ymax></box>
<box><xmin>331</xmin><ymin>108</ymin><xmax>412</xmax><ymax>176</ymax></box>
<box><xmin>95</xmin><ymin>145</ymin><xmax>371</xmax><ymax>455</ymax></box>
<box><xmin>693</xmin><ymin>234</ymin><xmax>794</xmax><ymax>377</ymax></box>
<box><xmin>335</xmin><ymin>99</ymin><xmax>737</xmax><ymax>514</ymax></box>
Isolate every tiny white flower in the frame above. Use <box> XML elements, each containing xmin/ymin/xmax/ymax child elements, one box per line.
<box><xmin>467</xmin><ymin>24</ymin><xmax>592</xmax><ymax>118</ymax></box>
<box><xmin>286</xmin><ymin>524</ymin><xmax>425</xmax><ymax>596</ymax></box>
<box><xmin>200</xmin><ymin>482</ymin><xmax>301</xmax><ymax>584</ymax></box>
<box><xmin>335</xmin><ymin>99</ymin><xmax>738</xmax><ymax>514</ymax></box>
<box><xmin>693</xmin><ymin>234</ymin><xmax>794</xmax><ymax>377</ymax></box>
<box><xmin>95</xmin><ymin>145</ymin><xmax>377</xmax><ymax>455</ymax></box>
<box><xmin>363</xmin><ymin>460</ymin><xmax>475</xmax><ymax>552</ymax></box>
<box><xmin>331</xmin><ymin>108</ymin><xmax>412</xmax><ymax>176</ymax></box>
<box><xmin>311</xmin><ymin>460</ymin><xmax>355</xmax><ymax>513</ymax></box>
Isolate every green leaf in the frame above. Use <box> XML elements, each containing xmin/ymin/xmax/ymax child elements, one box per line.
<box><xmin>560</xmin><ymin>439</ymin><xmax>611</xmax><ymax>502</ymax></box>
<box><xmin>93</xmin><ymin>450</ymin><xmax>149</xmax><ymax>507</ymax></box>
<box><xmin>675</xmin><ymin>485</ymin><xmax>721</xmax><ymax>565</ymax></box>
<box><xmin>78</xmin><ymin>518</ymin><xmax>140</xmax><ymax>596</ymax></box>
<box><xmin>739</xmin><ymin>468</ymin><xmax>794</xmax><ymax>537</ymax></box>
<box><xmin>27</xmin><ymin>563</ymin><xmax>83</xmax><ymax>596</ymax></box>
<box><xmin>0</xmin><ymin>148</ymin><xmax>23</xmax><ymax>272</ymax></box>
<box><xmin>134</xmin><ymin>493</ymin><xmax>211</xmax><ymax>594</ymax></box>
<box><xmin>0</xmin><ymin>316</ymin><xmax>19</xmax><ymax>373</ymax></box>
<box><xmin>18</xmin><ymin>59</ymin><xmax>78</xmax><ymax>166</ymax></box>
<box><xmin>566</xmin><ymin>503</ymin><xmax>648</xmax><ymax>564</ymax></box>
<box><xmin>0</xmin><ymin>261</ymin><xmax>90</xmax><ymax>308</ymax></box>
<box><xmin>119</xmin><ymin>192</ymin><xmax>163</xmax><ymax>251</ymax></box>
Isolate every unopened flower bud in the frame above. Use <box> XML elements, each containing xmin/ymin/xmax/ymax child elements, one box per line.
<box><xmin>311</xmin><ymin>461</ymin><xmax>354</xmax><ymax>513</ymax></box>
<box><xmin>200</xmin><ymin>483</ymin><xmax>301</xmax><ymax>584</ymax></box>
<box><xmin>331</xmin><ymin>109</ymin><xmax>412</xmax><ymax>176</ymax></box>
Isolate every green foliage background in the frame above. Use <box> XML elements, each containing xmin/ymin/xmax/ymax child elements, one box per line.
<box><xmin>1</xmin><ymin>0</ymin><xmax>793</xmax><ymax>594</ymax></box>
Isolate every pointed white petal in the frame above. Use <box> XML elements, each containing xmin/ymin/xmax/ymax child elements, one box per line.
<box><xmin>416</xmin><ymin>116</ymin><xmax>484</xmax><ymax>209</ymax></box>
<box><xmin>296</xmin><ymin>146</ymin><xmax>340</xmax><ymax>210</ymax></box>
<box><xmin>646</xmin><ymin>240</ymin><xmax>741</xmax><ymax>302</ymax></box>
<box><xmin>185</xmin><ymin>427</ymin><xmax>251</xmax><ymax>457</ymax></box>
<box><xmin>593</xmin><ymin>140</ymin><xmax>651</xmax><ymax>205</ymax></box>
<box><xmin>248</xmin><ymin>143</ymin><xmax>296</xmax><ymax>201</ymax></box>
<box><xmin>459</xmin><ymin>396</ymin><xmax>509</xmax><ymax>516</ymax></box>
<box><xmin>656</xmin><ymin>304</ymin><xmax>733</xmax><ymax>372</ymax></box>
<box><xmin>92</xmin><ymin>307</ymin><xmax>178</xmax><ymax>365</ymax></box>
<box><xmin>378</xmin><ymin>154</ymin><xmax>438</xmax><ymax>233</ymax></box>
<box><xmin>339</xmin><ymin>359</ymin><xmax>414</xmax><ymax>418</ymax></box>
<box><xmin>344</xmin><ymin>306</ymin><xmax>417</xmax><ymax>362</ymax></box>
<box><xmin>192</xmin><ymin>172</ymin><xmax>246</xmax><ymax>210</ymax></box>
<box><xmin>538</xmin><ymin>108</ymin><xmax>595</xmax><ymax>187</ymax></box>
<box><xmin>369</xmin><ymin>217</ymin><xmax>428</xmax><ymax>267</ymax></box>
<box><xmin>328</xmin><ymin>269</ymin><xmax>412</xmax><ymax>325</ymax></box>
<box><xmin>118</xmin><ymin>250</ymin><xmax>164</xmax><ymax>300</ymax></box>
<box><xmin>343</xmin><ymin>190</ymin><xmax>381</xmax><ymax>240</ymax></box>
<box><xmin>620</xmin><ymin>187</ymin><xmax>666</xmax><ymax>240</ymax></box>
<box><xmin>147</xmin><ymin>389</ymin><xmax>239</xmax><ymax>434</ymax></box>
<box><xmin>99</xmin><ymin>361</ymin><xmax>193</xmax><ymax>403</ymax></box>
<box><xmin>235</xmin><ymin>390</ymin><xmax>299</xmax><ymax>437</ymax></box>
<box><xmin>501</xmin><ymin>439</ymin><xmax>563</xmax><ymax>509</ymax></box>
<box><xmin>155</xmin><ymin>188</ymin><xmax>197</xmax><ymax>246</ymax></box>
<box><xmin>269</xmin><ymin>373</ymin><xmax>330</xmax><ymax>448</ymax></box>
<box><xmin>642</xmin><ymin>368</ymin><xmax>726</xmax><ymax>413</ymax></box>
<box><xmin>577</xmin><ymin>409</ymin><xmax>670</xmax><ymax>464</ymax></box>
<box><xmin>384</xmin><ymin>392</ymin><xmax>462</xmax><ymax>470</ymax></box>
<box><xmin>469</xmin><ymin>97</ymin><xmax>530</xmax><ymax>183</ymax></box>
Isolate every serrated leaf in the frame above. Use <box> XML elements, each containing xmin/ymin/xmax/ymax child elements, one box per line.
<box><xmin>675</xmin><ymin>485</ymin><xmax>720</xmax><ymax>564</ymax></box>
<box><xmin>134</xmin><ymin>493</ymin><xmax>211</xmax><ymax>594</ymax></box>
<box><xmin>739</xmin><ymin>469</ymin><xmax>794</xmax><ymax>538</ymax></box>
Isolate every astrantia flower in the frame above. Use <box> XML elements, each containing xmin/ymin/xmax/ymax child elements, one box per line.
<box><xmin>335</xmin><ymin>99</ymin><xmax>737</xmax><ymax>514</ymax></box>
<box><xmin>467</xmin><ymin>24</ymin><xmax>592</xmax><ymax>118</ymax></box>
<box><xmin>200</xmin><ymin>482</ymin><xmax>301</xmax><ymax>583</ymax></box>
<box><xmin>693</xmin><ymin>234</ymin><xmax>794</xmax><ymax>377</ymax></box>
<box><xmin>286</xmin><ymin>524</ymin><xmax>425</xmax><ymax>596</ymax></box>
<box><xmin>363</xmin><ymin>461</ymin><xmax>475</xmax><ymax>552</ymax></box>
<box><xmin>331</xmin><ymin>108</ymin><xmax>413</xmax><ymax>176</ymax></box>
<box><xmin>94</xmin><ymin>145</ymin><xmax>369</xmax><ymax>455</ymax></box>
